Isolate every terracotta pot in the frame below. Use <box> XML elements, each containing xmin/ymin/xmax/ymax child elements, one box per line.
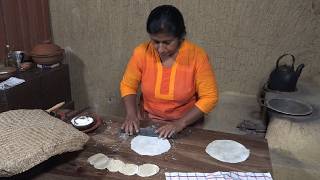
<box><xmin>32</xmin><ymin>53</ymin><xmax>64</xmax><ymax>65</ymax></box>
<box><xmin>30</xmin><ymin>40</ymin><xmax>64</xmax><ymax>57</ymax></box>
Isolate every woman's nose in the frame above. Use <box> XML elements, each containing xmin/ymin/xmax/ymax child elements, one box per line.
<box><xmin>157</xmin><ymin>43</ymin><xmax>165</xmax><ymax>54</ymax></box>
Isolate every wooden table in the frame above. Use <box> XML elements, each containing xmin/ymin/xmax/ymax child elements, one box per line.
<box><xmin>6</xmin><ymin>115</ymin><xmax>272</xmax><ymax>180</ymax></box>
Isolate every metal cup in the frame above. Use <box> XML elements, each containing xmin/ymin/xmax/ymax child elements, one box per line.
<box><xmin>10</xmin><ymin>51</ymin><xmax>24</xmax><ymax>69</ymax></box>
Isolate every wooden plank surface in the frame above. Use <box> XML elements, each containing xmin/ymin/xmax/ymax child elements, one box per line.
<box><xmin>5</xmin><ymin>115</ymin><xmax>272</xmax><ymax>180</ymax></box>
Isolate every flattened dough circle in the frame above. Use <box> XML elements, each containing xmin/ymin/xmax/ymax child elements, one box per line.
<box><xmin>137</xmin><ymin>163</ymin><xmax>159</xmax><ymax>177</ymax></box>
<box><xmin>119</xmin><ymin>163</ymin><xmax>139</xmax><ymax>176</ymax></box>
<box><xmin>107</xmin><ymin>159</ymin><xmax>125</xmax><ymax>172</ymax></box>
<box><xmin>131</xmin><ymin>135</ymin><xmax>171</xmax><ymax>156</ymax></box>
<box><xmin>205</xmin><ymin>140</ymin><xmax>250</xmax><ymax>163</ymax></box>
<box><xmin>93</xmin><ymin>156</ymin><xmax>111</xmax><ymax>170</ymax></box>
<box><xmin>87</xmin><ymin>153</ymin><xmax>108</xmax><ymax>165</ymax></box>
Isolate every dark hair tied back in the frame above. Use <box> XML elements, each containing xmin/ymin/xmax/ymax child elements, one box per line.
<box><xmin>147</xmin><ymin>5</ymin><xmax>186</xmax><ymax>39</ymax></box>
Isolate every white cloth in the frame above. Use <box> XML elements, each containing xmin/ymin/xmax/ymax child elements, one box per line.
<box><xmin>0</xmin><ymin>77</ymin><xmax>25</xmax><ymax>90</ymax></box>
<box><xmin>165</xmin><ymin>172</ymin><xmax>273</xmax><ymax>180</ymax></box>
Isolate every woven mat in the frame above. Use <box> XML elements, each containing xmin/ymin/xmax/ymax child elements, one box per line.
<box><xmin>0</xmin><ymin>109</ymin><xmax>89</xmax><ymax>177</ymax></box>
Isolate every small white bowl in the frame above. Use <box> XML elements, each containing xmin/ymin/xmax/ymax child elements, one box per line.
<box><xmin>71</xmin><ymin>116</ymin><xmax>94</xmax><ymax>130</ymax></box>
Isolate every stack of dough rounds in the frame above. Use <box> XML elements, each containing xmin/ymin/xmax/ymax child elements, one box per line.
<box><xmin>87</xmin><ymin>153</ymin><xmax>159</xmax><ymax>177</ymax></box>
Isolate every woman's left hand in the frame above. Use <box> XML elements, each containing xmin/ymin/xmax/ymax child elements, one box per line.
<box><xmin>155</xmin><ymin>121</ymin><xmax>185</xmax><ymax>138</ymax></box>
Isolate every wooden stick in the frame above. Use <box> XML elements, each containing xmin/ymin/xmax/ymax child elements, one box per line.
<box><xmin>46</xmin><ymin>101</ymin><xmax>65</xmax><ymax>113</ymax></box>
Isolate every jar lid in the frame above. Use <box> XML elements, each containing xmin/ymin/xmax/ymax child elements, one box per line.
<box><xmin>30</xmin><ymin>40</ymin><xmax>63</xmax><ymax>57</ymax></box>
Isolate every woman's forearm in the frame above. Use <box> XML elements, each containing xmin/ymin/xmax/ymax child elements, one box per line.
<box><xmin>122</xmin><ymin>94</ymin><xmax>140</xmax><ymax>134</ymax></box>
<box><xmin>155</xmin><ymin>106</ymin><xmax>204</xmax><ymax>138</ymax></box>
<box><xmin>123</xmin><ymin>94</ymin><xmax>138</xmax><ymax>116</ymax></box>
<box><xmin>180</xmin><ymin>106</ymin><xmax>204</xmax><ymax>128</ymax></box>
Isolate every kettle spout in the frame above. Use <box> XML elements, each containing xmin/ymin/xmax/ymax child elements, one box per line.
<box><xmin>296</xmin><ymin>64</ymin><xmax>305</xmax><ymax>77</ymax></box>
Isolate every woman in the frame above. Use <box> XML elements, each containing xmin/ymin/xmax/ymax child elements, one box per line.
<box><xmin>120</xmin><ymin>5</ymin><xmax>218</xmax><ymax>138</ymax></box>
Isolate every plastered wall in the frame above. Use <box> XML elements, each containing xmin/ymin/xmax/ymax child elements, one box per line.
<box><xmin>49</xmin><ymin>0</ymin><xmax>320</xmax><ymax>116</ymax></box>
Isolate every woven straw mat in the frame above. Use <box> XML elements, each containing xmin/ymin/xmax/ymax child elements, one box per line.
<box><xmin>0</xmin><ymin>109</ymin><xmax>90</xmax><ymax>177</ymax></box>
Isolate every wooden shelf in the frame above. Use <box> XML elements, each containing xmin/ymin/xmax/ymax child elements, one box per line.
<box><xmin>0</xmin><ymin>64</ymin><xmax>73</xmax><ymax>112</ymax></box>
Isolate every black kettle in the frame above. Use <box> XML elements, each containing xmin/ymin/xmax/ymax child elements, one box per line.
<box><xmin>268</xmin><ymin>54</ymin><xmax>305</xmax><ymax>92</ymax></box>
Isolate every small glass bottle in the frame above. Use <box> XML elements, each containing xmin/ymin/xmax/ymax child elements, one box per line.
<box><xmin>5</xmin><ymin>44</ymin><xmax>11</xmax><ymax>67</ymax></box>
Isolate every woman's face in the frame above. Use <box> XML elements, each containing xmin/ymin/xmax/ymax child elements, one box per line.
<box><xmin>150</xmin><ymin>33</ymin><xmax>181</xmax><ymax>59</ymax></box>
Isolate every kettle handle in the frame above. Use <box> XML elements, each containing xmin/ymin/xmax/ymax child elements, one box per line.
<box><xmin>276</xmin><ymin>54</ymin><xmax>295</xmax><ymax>69</ymax></box>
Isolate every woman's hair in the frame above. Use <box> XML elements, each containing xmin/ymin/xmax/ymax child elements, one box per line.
<box><xmin>146</xmin><ymin>5</ymin><xmax>186</xmax><ymax>39</ymax></box>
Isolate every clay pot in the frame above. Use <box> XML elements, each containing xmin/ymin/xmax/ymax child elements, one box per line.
<box><xmin>30</xmin><ymin>40</ymin><xmax>64</xmax><ymax>56</ymax></box>
<box><xmin>30</xmin><ymin>40</ymin><xmax>64</xmax><ymax>65</ymax></box>
<box><xmin>32</xmin><ymin>54</ymin><xmax>64</xmax><ymax>65</ymax></box>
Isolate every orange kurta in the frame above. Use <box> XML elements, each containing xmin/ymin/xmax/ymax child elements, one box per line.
<box><xmin>120</xmin><ymin>40</ymin><xmax>218</xmax><ymax>120</ymax></box>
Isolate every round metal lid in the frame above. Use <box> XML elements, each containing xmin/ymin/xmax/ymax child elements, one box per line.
<box><xmin>266</xmin><ymin>98</ymin><xmax>313</xmax><ymax>116</ymax></box>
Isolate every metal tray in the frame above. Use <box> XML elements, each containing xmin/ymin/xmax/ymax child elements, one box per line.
<box><xmin>266</xmin><ymin>98</ymin><xmax>313</xmax><ymax>116</ymax></box>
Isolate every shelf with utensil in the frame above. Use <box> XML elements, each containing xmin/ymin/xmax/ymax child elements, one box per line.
<box><xmin>0</xmin><ymin>64</ymin><xmax>73</xmax><ymax>112</ymax></box>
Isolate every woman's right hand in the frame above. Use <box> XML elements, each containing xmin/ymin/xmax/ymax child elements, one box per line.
<box><xmin>121</xmin><ymin>113</ymin><xmax>140</xmax><ymax>135</ymax></box>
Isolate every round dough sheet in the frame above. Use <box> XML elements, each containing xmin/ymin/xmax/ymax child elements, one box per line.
<box><xmin>107</xmin><ymin>159</ymin><xmax>125</xmax><ymax>172</ymax></box>
<box><xmin>131</xmin><ymin>135</ymin><xmax>171</xmax><ymax>156</ymax></box>
<box><xmin>93</xmin><ymin>157</ymin><xmax>110</xmax><ymax>170</ymax></box>
<box><xmin>137</xmin><ymin>164</ymin><xmax>159</xmax><ymax>177</ymax></box>
<box><xmin>119</xmin><ymin>163</ymin><xmax>138</xmax><ymax>176</ymax></box>
<box><xmin>87</xmin><ymin>153</ymin><xmax>108</xmax><ymax>165</ymax></box>
<box><xmin>205</xmin><ymin>140</ymin><xmax>250</xmax><ymax>163</ymax></box>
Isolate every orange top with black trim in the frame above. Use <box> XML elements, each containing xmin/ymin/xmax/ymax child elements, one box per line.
<box><xmin>120</xmin><ymin>40</ymin><xmax>218</xmax><ymax>120</ymax></box>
